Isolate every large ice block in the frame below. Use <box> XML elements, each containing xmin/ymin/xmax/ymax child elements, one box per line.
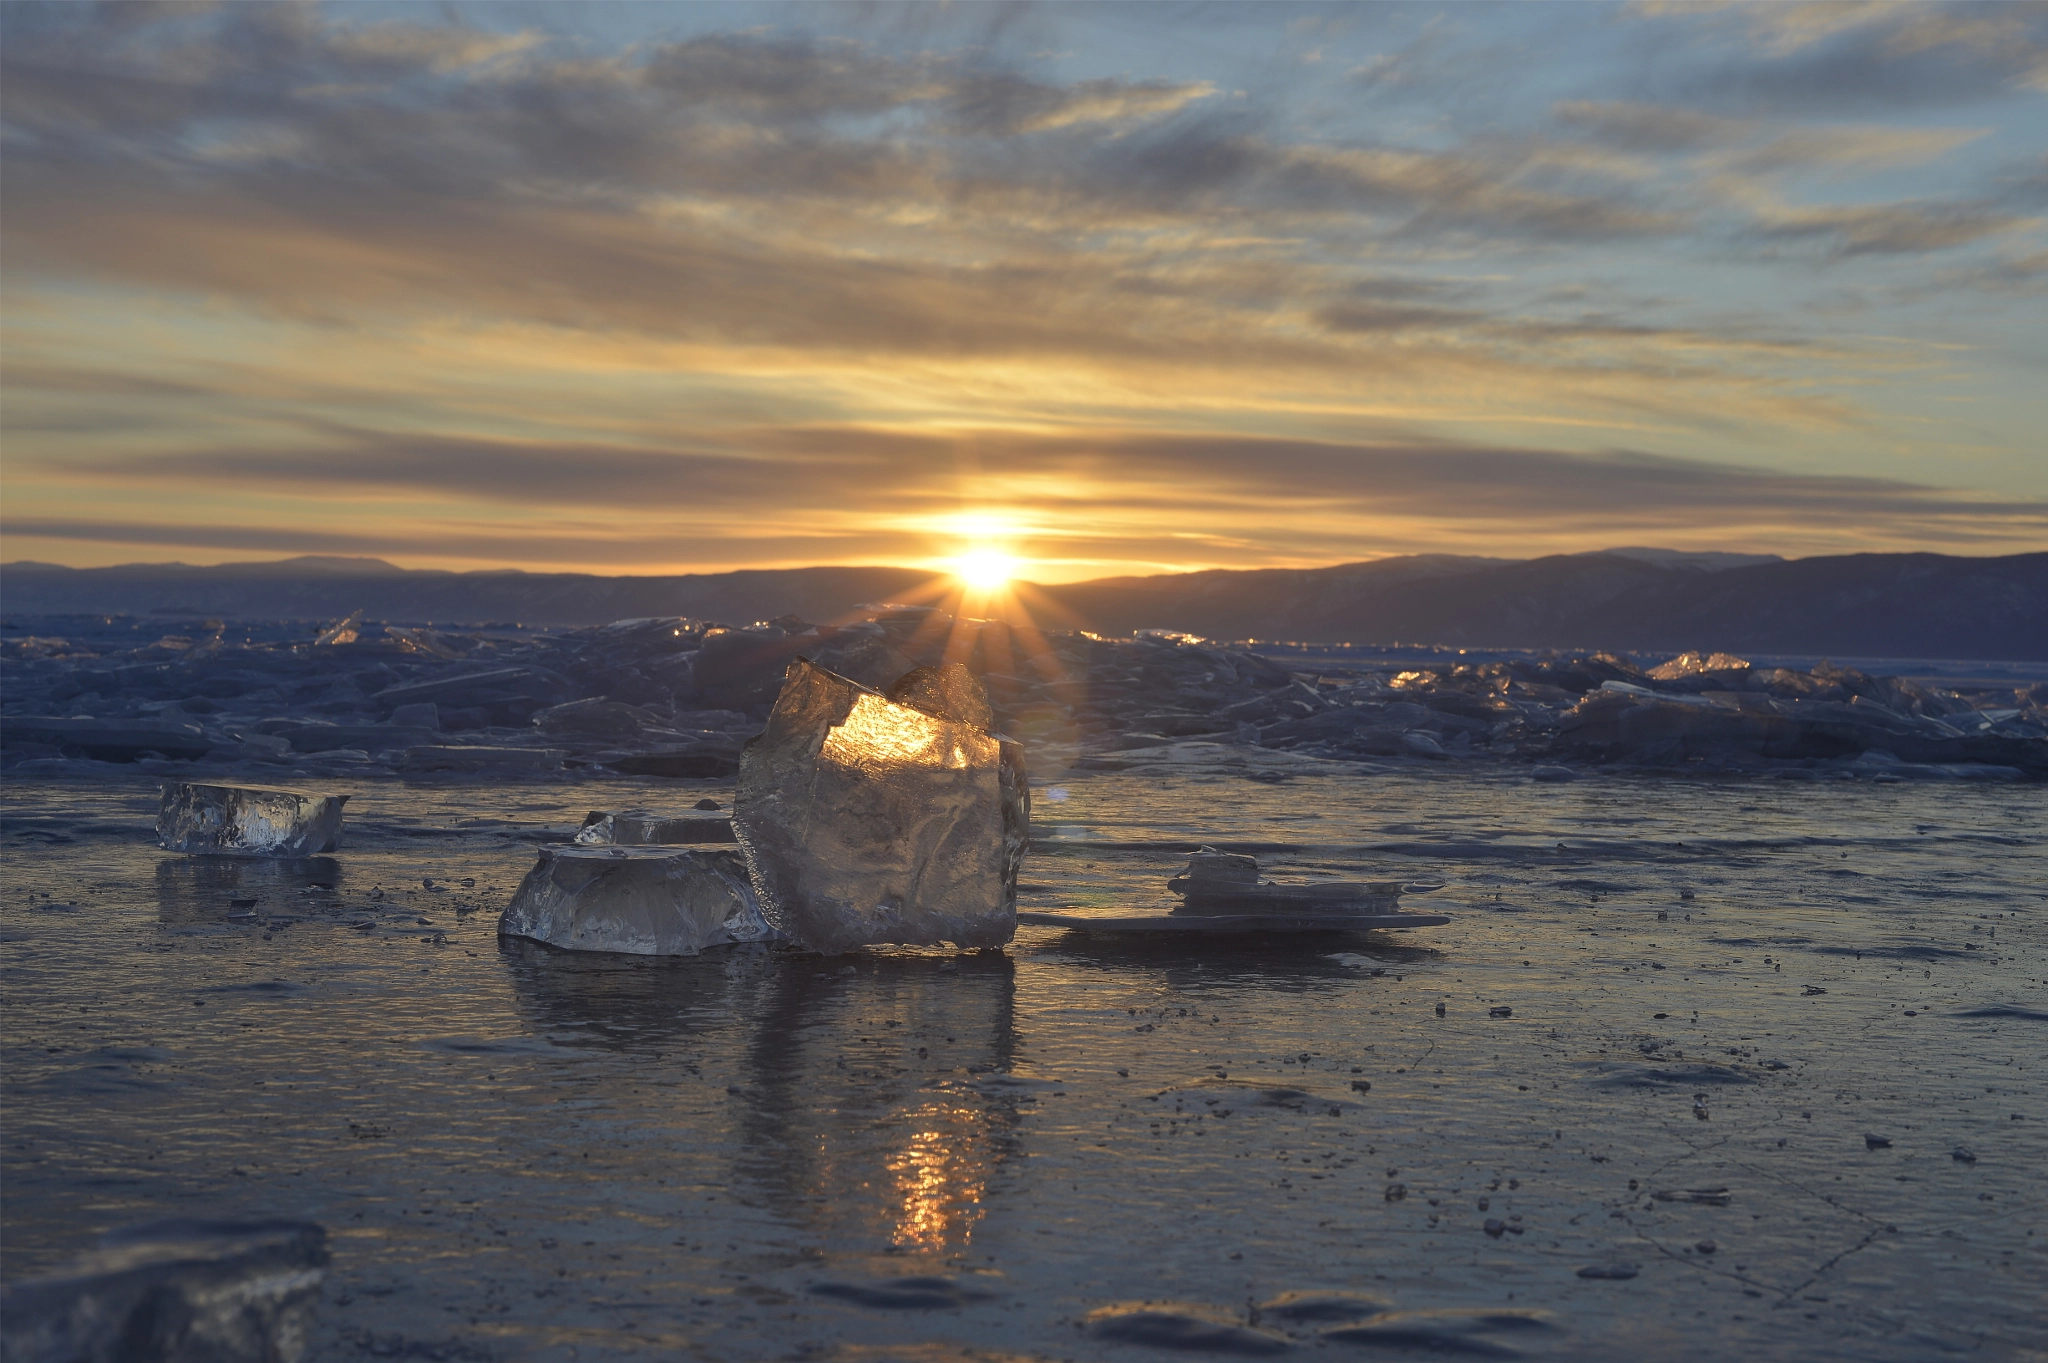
<box><xmin>733</xmin><ymin>659</ymin><xmax>1028</xmax><ymax>953</ymax></box>
<box><xmin>157</xmin><ymin>782</ymin><xmax>347</xmax><ymax>857</ymax></box>
<box><xmin>499</xmin><ymin>845</ymin><xmax>777</xmax><ymax>956</ymax></box>
<box><xmin>0</xmin><ymin>1218</ymin><xmax>327</xmax><ymax>1363</ymax></box>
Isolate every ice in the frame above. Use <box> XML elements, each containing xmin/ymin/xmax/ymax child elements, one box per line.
<box><xmin>157</xmin><ymin>782</ymin><xmax>347</xmax><ymax>857</ymax></box>
<box><xmin>312</xmin><ymin>609</ymin><xmax>362</xmax><ymax>646</ymax></box>
<box><xmin>887</xmin><ymin>662</ymin><xmax>995</xmax><ymax>729</ymax></box>
<box><xmin>575</xmin><ymin>808</ymin><xmax>737</xmax><ymax>845</ymax></box>
<box><xmin>1169</xmin><ymin>848</ymin><xmax>1261</xmax><ymax>890</ymax></box>
<box><xmin>1649</xmin><ymin>650</ymin><xmax>1751</xmax><ymax>681</ymax></box>
<box><xmin>1166</xmin><ymin>848</ymin><xmax>1405</xmax><ymax>915</ymax></box>
<box><xmin>733</xmin><ymin>659</ymin><xmax>1028</xmax><ymax>953</ymax></box>
<box><xmin>393</xmin><ymin>745</ymin><xmax>563</xmax><ymax>773</ymax></box>
<box><xmin>498</xmin><ymin>845</ymin><xmax>776</xmax><ymax>955</ymax></box>
<box><xmin>0</xmin><ymin>1218</ymin><xmax>327</xmax><ymax>1363</ymax></box>
<box><xmin>4</xmin><ymin>716</ymin><xmax>213</xmax><ymax>762</ymax></box>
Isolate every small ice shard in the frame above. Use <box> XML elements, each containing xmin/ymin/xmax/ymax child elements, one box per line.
<box><xmin>157</xmin><ymin>783</ymin><xmax>347</xmax><ymax>857</ymax></box>
<box><xmin>386</xmin><ymin>702</ymin><xmax>441</xmax><ymax>730</ymax></box>
<box><xmin>0</xmin><ymin>1218</ymin><xmax>327</xmax><ymax>1363</ymax></box>
<box><xmin>312</xmin><ymin>609</ymin><xmax>363</xmax><ymax>646</ymax></box>
<box><xmin>1167</xmin><ymin>848</ymin><xmax>1404</xmax><ymax>914</ymax></box>
<box><xmin>1168</xmin><ymin>848</ymin><xmax>1261</xmax><ymax>892</ymax></box>
<box><xmin>499</xmin><ymin>845</ymin><xmax>776</xmax><ymax>956</ymax></box>
<box><xmin>575</xmin><ymin>809</ymin><xmax>737</xmax><ymax>845</ymax></box>
<box><xmin>733</xmin><ymin>659</ymin><xmax>1027</xmax><ymax>953</ymax></box>
<box><xmin>1648</xmin><ymin>650</ymin><xmax>1751</xmax><ymax>681</ymax></box>
<box><xmin>394</xmin><ymin>745</ymin><xmax>562</xmax><ymax>773</ymax></box>
<box><xmin>887</xmin><ymin>663</ymin><xmax>995</xmax><ymax>730</ymax></box>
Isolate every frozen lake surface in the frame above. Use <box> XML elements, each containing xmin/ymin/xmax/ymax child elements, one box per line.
<box><xmin>3</xmin><ymin>767</ymin><xmax>2042</xmax><ymax>1361</ymax></box>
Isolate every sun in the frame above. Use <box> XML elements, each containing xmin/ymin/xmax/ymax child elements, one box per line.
<box><xmin>955</xmin><ymin>548</ymin><xmax>1019</xmax><ymax>590</ymax></box>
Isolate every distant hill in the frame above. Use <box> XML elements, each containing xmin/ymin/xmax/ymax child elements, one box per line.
<box><xmin>0</xmin><ymin>559</ymin><xmax>936</xmax><ymax>630</ymax></box>
<box><xmin>1036</xmin><ymin>551</ymin><xmax>2046</xmax><ymax>659</ymax></box>
<box><xmin>4</xmin><ymin>550</ymin><xmax>2043</xmax><ymax>659</ymax></box>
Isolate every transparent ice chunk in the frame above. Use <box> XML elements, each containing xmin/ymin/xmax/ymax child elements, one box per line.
<box><xmin>1648</xmin><ymin>650</ymin><xmax>1751</xmax><ymax>680</ymax></box>
<box><xmin>1166</xmin><ymin>848</ymin><xmax>1406</xmax><ymax>915</ymax></box>
<box><xmin>499</xmin><ymin>846</ymin><xmax>776</xmax><ymax>956</ymax></box>
<box><xmin>574</xmin><ymin>809</ymin><xmax>737</xmax><ymax>845</ymax></box>
<box><xmin>0</xmin><ymin>1218</ymin><xmax>327</xmax><ymax>1363</ymax></box>
<box><xmin>733</xmin><ymin>659</ymin><xmax>1027</xmax><ymax>953</ymax></box>
<box><xmin>156</xmin><ymin>782</ymin><xmax>347</xmax><ymax>857</ymax></box>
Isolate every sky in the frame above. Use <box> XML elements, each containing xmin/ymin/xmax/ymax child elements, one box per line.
<box><xmin>2</xmin><ymin>0</ymin><xmax>2044</xmax><ymax>584</ymax></box>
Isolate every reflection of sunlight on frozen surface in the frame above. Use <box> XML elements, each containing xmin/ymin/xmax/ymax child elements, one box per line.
<box><xmin>888</xmin><ymin>1101</ymin><xmax>994</xmax><ymax>1249</ymax></box>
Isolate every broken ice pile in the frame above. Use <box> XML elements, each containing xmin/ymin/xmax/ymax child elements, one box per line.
<box><xmin>156</xmin><ymin>782</ymin><xmax>347</xmax><ymax>857</ymax></box>
<box><xmin>0</xmin><ymin>1218</ymin><xmax>328</xmax><ymax>1363</ymax></box>
<box><xmin>499</xmin><ymin>845</ymin><xmax>776</xmax><ymax>956</ymax></box>
<box><xmin>733</xmin><ymin>660</ymin><xmax>1028</xmax><ymax>953</ymax></box>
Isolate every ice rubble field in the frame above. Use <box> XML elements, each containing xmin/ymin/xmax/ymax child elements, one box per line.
<box><xmin>2</xmin><ymin>767</ymin><xmax>2043</xmax><ymax>1362</ymax></box>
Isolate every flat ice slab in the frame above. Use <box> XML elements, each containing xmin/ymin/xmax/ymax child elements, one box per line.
<box><xmin>574</xmin><ymin>809</ymin><xmax>737</xmax><ymax>845</ymax></box>
<box><xmin>499</xmin><ymin>845</ymin><xmax>777</xmax><ymax>956</ymax></box>
<box><xmin>157</xmin><ymin>782</ymin><xmax>347</xmax><ymax>857</ymax></box>
<box><xmin>734</xmin><ymin>660</ymin><xmax>1028</xmax><ymax>953</ymax></box>
<box><xmin>1168</xmin><ymin>846</ymin><xmax>1407</xmax><ymax>914</ymax></box>
<box><xmin>1017</xmin><ymin>908</ymin><xmax>1454</xmax><ymax>934</ymax></box>
<box><xmin>0</xmin><ymin>1218</ymin><xmax>328</xmax><ymax>1363</ymax></box>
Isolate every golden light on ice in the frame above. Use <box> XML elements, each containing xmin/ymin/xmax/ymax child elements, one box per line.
<box><xmin>823</xmin><ymin>692</ymin><xmax>983</xmax><ymax>769</ymax></box>
<box><xmin>887</xmin><ymin>1102</ymin><xmax>992</xmax><ymax>1248</ymax></box>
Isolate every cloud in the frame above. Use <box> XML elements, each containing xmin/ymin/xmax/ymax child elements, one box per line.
<box><xmin>1553</xmin><ymin>100</ymin><xmax>1749</xmax><ymax>153</ymax></box>
<box><xmin>1638</xmin><ymin>1</ymin><xmax>2048</xmax><ymax>112</ymax></box>
<box><xmin>1717</xmin><ymin>124</ymin><xmax>1986</xmax><ymax>175</ymax></box>
<box><xmin>0</xmin><ymin>516</ymin><xmax>919</xmax><ymax>567</ymax></box>
<box><xmin>1753</xmin><ymin>200</ymin><xmax>2031</xmax><ymax>256</ymax></box>
<box><xmin>944</xmin><ymin>71</ymin><xmax>1215</xmax><ymax>135</ymax></box>
<box><xmin>45</xmin><ymin>425</ymin><xmax>2047</xmax><ymax>534</ymax></box>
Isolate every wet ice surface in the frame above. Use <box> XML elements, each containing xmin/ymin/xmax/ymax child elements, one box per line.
<box><xmin>3</xmin><ymin>769</ymin><xmax>2043</xmax><ymax>1361</ymax></box>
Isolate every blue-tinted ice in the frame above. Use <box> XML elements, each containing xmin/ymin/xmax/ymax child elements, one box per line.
<box><xmin>155</xmin><ymin>782</ymin><xmax>346</xmax><ymax>857</ymax></box>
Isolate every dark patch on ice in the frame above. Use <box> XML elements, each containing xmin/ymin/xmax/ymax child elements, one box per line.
<box><xmin>42</xmin><ymin>1046</ymin><xmax>177</xmax><ymax>1095</ymax></box>
<box><xmin>809</xmin><ymin>1275</ymin><xmax>995</xmax><ymax>1310</ymax></box>
<box><xmin>1810</xmin><ymin>945</ymin><xmax>1972</xmax><ymax>960</ymax></box>
<box><xmin>970</xmin><ymin>1073</ymin><xmax>1067</xmax><ymax>1095</ymax></box>
<box><xmin>8</xmin><ymin>820</ymin><xmax>156</xmax><ymax>840</ymax></box>
<box><xmin>202</xmin><ymin>979</ymin><xmax>303</xmax><ymax>996</ymax></box>
<box><xmin>1257</xmin><ymin>1291</ymin><xmax>1392</xmax><ymax>1323</ymax></box>
<box><xmin>1583</xmin><ymin>1062</ymin><xmax>1752</xmax><ymax>1090</ymax></box>
<box><xmin>419</xmin><ymin>1035</ymin><xmax>561</xmax><ymax>1056</ymax></box>
<box><xmin>1031</xmin><ymin>840</ymin><xmax>1306</xmax><ymax>855</ymax></box>
<box><xmin>1652</xmin><ymin>1188</ymin><xmax>1731</xmax><ymax>1205</ymax></box>
<box><xmin>1951</xmin><ymin>1004</ymin><xmax>2048</xmax><ymax>1020</ymax></box>
<box><xmin>1552</xmin><ymin>879</ymin><xmax>1641</xmax><ymax>894</ymax></box>
<box><xmin>1084</xmin><ymin>1302</ymin><xmax>1293</xmax><ymax>1354</ymax></box>
<box><xmin>1368</xmin><ymin>840</ymin><xmax>1636</xmax><ymax>863</ymax></box>
<box><xmin>1160</xmin><ymin>1080</ymin><xmax>1361</xmax><ymax>1114</ymax></box>
<box><xmin>1576</xmin><ymin>1264</ymin><xmax>1639</xmax><ymax>1279</ymax></box>
<box><xmin>1321</xmin><ymin>1309</ymin><xmax>1555</xmax><ymax>1357</ymax></box>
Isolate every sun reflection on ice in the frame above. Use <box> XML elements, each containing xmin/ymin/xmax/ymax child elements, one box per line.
<box><xmin>887</xmin><ymin>1101</ymin><xmax>994</xmax><ymax>1248</ymax></box>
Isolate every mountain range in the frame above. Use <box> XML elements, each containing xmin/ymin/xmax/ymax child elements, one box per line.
<box><xmin>5</xmin><ymin>549</ymin><xmax>2043</xmax><ymax>659</ymax></box>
